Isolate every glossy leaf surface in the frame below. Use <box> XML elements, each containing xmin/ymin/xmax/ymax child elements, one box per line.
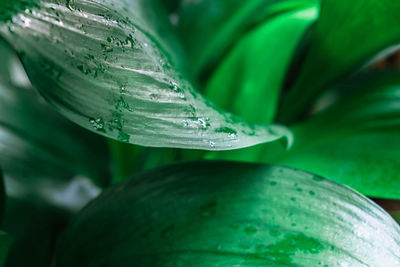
<box><xmin>0</xmin><ymin>0</ymin><xmax>291</xmax><ymax>150</ymax></box>
<box><xmin>205</xmin><ymin>5</ymin><xmax>317</xmax><ymax>124</ymax></box>
<box><xmin>276</xmin><ymin>72</ymin><xmax>400</xmax><ymax>199</ymax></box>
<box><xmin>278</xmin><ymin>0</ymin><xmax>400</xmax><ymax>123</ymax></box>
<box><xmin>207</xmin><ymin>72</ymin><xmax>400</xmax><ymax>199</ymax></box>
<box><xmin>57</xmin><ymin>161</ymin><xmax>400</xmax><ymax>266</ymax></box>
<box><xmin>177</xmin><ymin>0</ymin><xmax>318</xmax><ymax>77</ymax></box>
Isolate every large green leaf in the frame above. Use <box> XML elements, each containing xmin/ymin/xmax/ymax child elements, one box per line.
<box><xmin>208</xmin><ymin>72</ymin><xmax>400</xmax><ymax>199</ymax></box>
<box><xmin>56</xmin><ymin>161</ymin><xmax>400</xmax><ymax>266</ymax></box>
<box><xmin>176</xmin><ymin>0</ymin><xmax>318</xmax><ymax>77</ymax></box>
<box><xmin>278</xmin><ymin>0</ymin><xmax>400</xmax><ymax>123</ymax></box>
<box><xmin>0</xmin><ymin>0</ymin><xmax>291</xmax><ymax>151</ymax></box>
<box><xmin>275</xmin><ymin>72</ymin><xmax>400</xmax><ymax>199</ymax></box>
<box><xmin>204</xmin><ymin>5</ymin><xmax>317</xmax><ymax>124</ymax></box>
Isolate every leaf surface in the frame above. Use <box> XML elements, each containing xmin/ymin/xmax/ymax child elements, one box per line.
<box><xmin>57</xmin><ymin>161</ymin><xmax>400</xmax><ymax>266</ymax></box>
<box><xmin>177</xmin><ymin>0</ymin><xmax>318</xmax><ymax>77</ymax></box>
<box><xmin>205</xmin><ymin>5</ymin><xmax>317</xmax><ymax>124</ymax></box>
<box><xmin>278</xmin><ymin>0</ymin><xmax>400</xmax><ymax>123</ymax></box>
<box><xmin>208</xmin><ymin>72</ymin><xmax>400</xmax><ymax>199</ymax></box>
<box><xmin>0</xmin><ymin>0</ymin><xmax>291</xmax><ymax>150</ymax></box>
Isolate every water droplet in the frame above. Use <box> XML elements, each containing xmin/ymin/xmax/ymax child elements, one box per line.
<box><xmin>143</xmin><ymin>42</ymin><xmax>148</xmax><ymax>47</ymax></box>
<box><xmin>125</xmin><ymin>34</ymin><xmax>134</xmax><ymax>48</ymax></box>
<box><xmin>312</xmin><ymin>176</ymin><xmax>324</xmax><ymax>182</ymax></box>
<box><xmin>244</xmin><ymin>226</ymin><xmax>257</xmax><ymax>235</ymax></box>
<box><xmin>198</xmin><ymin>200</ymin><xmax>217</xmax><ymax>216</ymax></box>
<box><xmin>101</xmin><ymin>44</ymin><xmax>113</xmax><ymax>53</ymax></box>
<box><xmin>197</xmin><ymin>118</ymin><xmax>207</xmax><ymax>128</ymax></box>
<box><xmin>115</xmin><ymin>97</ymin><xmax>133</xmax><ymax>112</ymax></box>
<box><xmin>149</xmin><ymin>93</ymin><xmax>159</xmax><ymax>101</ymax></box>
<box><xmin>66</xmin><ymin>0</ymin><xmax>75</xmax><ymax>11</ymax></box>
<box><xmin>89</xmin><ymin>117</ymin><xmax>105</xmax><ymax>132</ymax></box>
<box><xmin>77</xmin><ymin>64</ymin><xmax>91</xmax><ymax>75</ymax></box>
<box><xmin>215</xmin><ymin>127</ymin><xmax>237</xmax><ymax>139</ymax></box>
<box><xmin>169</xmin><ymin>81</ymin><xmax>179</xmax><ymax>91</ymax></box>
<box><xmin>118</xmin><ymin>132</ymin><xmax>130</xmax><ymax>142</ymax></box>
<box><xmin>209</xmin><ymin>141</ymin><xmax>216</xmax><ymax>148</ymax></box>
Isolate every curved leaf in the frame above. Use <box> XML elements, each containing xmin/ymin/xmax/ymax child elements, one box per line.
<box><xmin>205</xmin><ymin>5</ymin><xmax>317</xmax><ymax>124</ymax></box>
<box><xmin>209</xmin><ymin>72</ymin><xmax>400</xmax><ymax>199</ymax></box>
<box><xmin>274</xmin><ymin>72</ymin><xmax>400</xmax><ymax>199</ymax></box>
<box><xmin>56</xmin><ymin>161</ymin><xmax>400</xmax><ymax>266</ymax></box>
<box><xmin>177</xmin><ymin>0</ymin><xmax>319</xmax><ymax>77</ymax></box>
<box><xmin>278</xmin><ymin>0</ymin><xmax>400</xmax><ymax>123</ymax></box>
<box><xmin>0</xmin><ymin>0</ymin><xmax>291</xmax><ymax>151</ymax></box>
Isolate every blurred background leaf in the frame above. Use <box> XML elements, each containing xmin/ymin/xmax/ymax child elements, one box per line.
<box><xmin>0</xmin><ymin>171</ymin><xmax>14</xmax><ymax>267</ymax></box>
<box><xmin>0</xmin><ymin>40</ymin><xmax>111</xmax><ymax>266</ymax></box>
<box><xmin>204</xmin><ymin>4</ymin><xmax>318</xmax><ymax>124</ymax></box>
<box><xmin>175</xmin><ymin>0</ymin><xmax>319</xmax><ymax>79</ymax></box>
<box><xmin>278</xmin><ymin>0</ymin><xmax>400</xmax><ymax>123</ymax></box>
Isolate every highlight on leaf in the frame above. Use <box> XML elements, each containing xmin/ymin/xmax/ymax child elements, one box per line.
<box><xmin>0</xmin><ymin>0</ymin><xmax>292</xmax><ymax>151</ymax></box>
<box><xmin>56</xmin><ymin>161</ymin><xmax>400</xmax><ymax>266</ymax></box>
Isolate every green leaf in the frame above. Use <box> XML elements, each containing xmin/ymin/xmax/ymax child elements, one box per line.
<box><xmin>56</xmin><ymin>161</ymin><xmax>400</xmax><ymax>266</ymax></box>
<box><xmin>0</xmin><ymin>171</ymin><xmax>5</xmax><ymax>226</ymax></box>
<box><xmin>0</xmin><ymin>42</ymin><xmax>110</xmax><ymax>265</ymax></box>
<box><xmin>204</xmin><ymin>5</ymin><xmax>318</xmax><ymax>124</ymax></box>
<box><xmin>0</xmin><ymin>0</ymin><xmax>291</xmax><ymax>151</ymax></box>
<box><xmin>278</xmin><ymin>0</ymin><xmax>400</xmax><ymax>123</ymax></box>
<box><xmin>274</xmin><ymin>72</ymin><xmax>400</xmax><ymax>199</ymax></box>
<box><xmin>0</xmin><ymin>231</ymin><xmax>12</xmax><ymax>267</ymax></box>
<box><xmin>0</xmin><ymin>82</ymin><xmax>110</xmax><ymax>205</ymax></box>
<box><xmin>176</xmin><ymin>0</ymin><xmax>319</xmax><ymax>77</ymax></box>
<box><xmin>0</xmin><ymin>171</ymin><xmax>13</xmax><ymax>267</ymax></box>
<box><xmin>206</xmin><ymin>72</ymin><xmax>400</xmax><ymax>199</ymax></box>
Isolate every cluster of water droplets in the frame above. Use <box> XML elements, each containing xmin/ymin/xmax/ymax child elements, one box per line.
<box><xmin>0</xmin><ymin>0</ymin><xmax>291</xmax><ymax>149</ymax></box>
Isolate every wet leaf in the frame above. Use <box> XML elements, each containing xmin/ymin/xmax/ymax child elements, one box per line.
<box><xmin>0</xmin><ymin>0</ymin><xmax>291</xmax><ymax>151</ymax></box>
<box><xmin>56</xmin><ymin>161</ymin><xmax>400</xmax><ymax>266</ymax></box>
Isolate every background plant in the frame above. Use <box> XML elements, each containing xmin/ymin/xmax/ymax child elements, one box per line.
<box><xmin>0</xmin><ymin>0</ymin><xmax>400</xmax><ymax>266</ymax></box>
